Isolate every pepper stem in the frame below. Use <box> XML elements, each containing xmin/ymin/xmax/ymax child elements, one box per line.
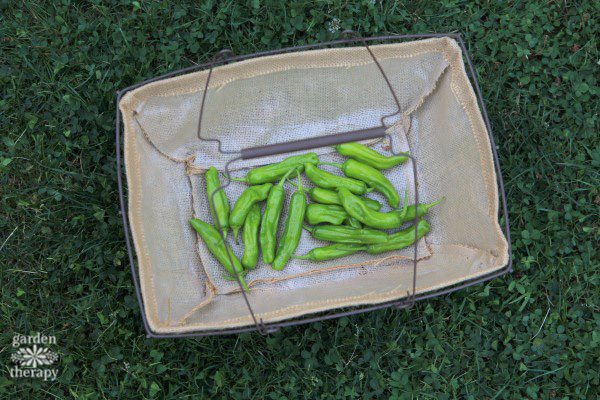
<box><xmin>426</xmin><ymin>197</ymin><xmax>445</xmax><ymax>209</ymax></box>
<box><xmin>296</xmin><ymin>170</ymin><xmax>303</xmax><ymax>193</ymax></box>
<box><xmin>303</xmin><ymin>225</ymin><xmax>314</xmax><ymax>233</ymax></box>
<box><xmin>277</xmin><ymin>167</ymin><xmax>298</xmax><ymax>187</ymax></box>
<box><xmin>317</xmin><ymin>162</ymin><xmax>343</xmax><ymax>168</ymax></box>
<box><xmin>239</xmin><ymin>276</ymin><xmax>250</xmax><ymax>292</ymax></box>
<box><xmin>228</xmin><ymin>274</ymin><xmax>249</xmax><ymax>292</ymax></box>
<box><xmin>227</xmin><ymin>266</ymin><xmax>250</xmax><ymax>292</ymax></box>
<box><xmin>397</xmin><ymin>190</ymin><xmax>410</xmax><ymax>219</ymax></box>
<box><xmin>286</xmin><ymin>177</ymin><xmax>299</xmax><ymax>189</ymax></box>
<box><xmin>227</xmin><ymin>175</ymin><xmax>248</xmax><ymax>183</ymax></box>
<box><xmin>221</xmin><ymin>270</ymin><xmax>247</xmax><ymax>281</ymax></box>
<box><xmin>221</xmin><ymin>270</ymin><xmax>250</xmax><ymax>293</ymax></box>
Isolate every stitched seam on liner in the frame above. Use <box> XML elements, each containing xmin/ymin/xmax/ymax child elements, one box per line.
<box><xmin>179</xmin><ymin>282</ymin><xmax>215</xmax><ymax>324</ymax></box>
<box><xmin>224</xmin><ymin>249</ymin><xmax>433</xmax><ymax>294</ymax></box>
<box><xmin>133</xmin><ymin>114</ymin><xmax>188</xmax><ymax>164</ymax></box>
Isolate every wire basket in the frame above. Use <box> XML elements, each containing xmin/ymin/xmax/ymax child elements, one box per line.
<box><xmin>116</xmin><ymin>32</ymin><xmax>511</xmax><ymax>338</ymax></box>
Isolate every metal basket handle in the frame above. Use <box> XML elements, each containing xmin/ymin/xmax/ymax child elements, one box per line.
<box><xmin>196</xmin><ymin>33</ymin><xmax>420</xmax><ymax>335</ymax></box>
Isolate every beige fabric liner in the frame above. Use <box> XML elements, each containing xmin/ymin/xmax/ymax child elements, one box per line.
<box><xmin>119</xmin><ymin>37</ymin><xmax>508</xmax><ymax>333</ymax></box>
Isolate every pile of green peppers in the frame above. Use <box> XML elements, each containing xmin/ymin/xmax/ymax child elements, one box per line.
<box><xmin>188</xmin><ymin>143</ymin><xmax>443</xmax><ymax>292</ymax></box>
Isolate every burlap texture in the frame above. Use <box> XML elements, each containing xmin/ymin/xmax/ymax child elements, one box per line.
<box><xmin>119</xmin><ymin>37</ymin><xmax>509</xmax><ymax>333</ymax></box>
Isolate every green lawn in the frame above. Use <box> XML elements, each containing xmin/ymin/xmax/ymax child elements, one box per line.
<box><xmin>1</xmin><ymin>1</ymin><xmax>598</xmax><ymax>398</ymax></box>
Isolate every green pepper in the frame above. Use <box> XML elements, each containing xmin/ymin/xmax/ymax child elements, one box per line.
<box><xmin>345</xmin><ymin>216</ymin><xmax>363</xmax><ymax>228</ymax></box>
<box><xmin>293</xmin><ymin>243</ymin><xmax>366</xmax><ymax>261</ymax></box>
<box><xmin>229</xmin><ymin>183</ymin><xmax>273</xmax><ymax>243</ymax></box>
<box><xmin>304</xmin><ymin>163</ymin><xmax>368</xmax><ymax>195</ymax></box>
<box><xmin>305</xmin><ymin>204</ymin><xmax>348</xmax><ymax>225</ymax></box>
<box><xmin>304</xmin><ymin>224</ymin><xmax>388</xmax><ymax>244</ymax></box>
<box><xmin>205</xmin><ymin>167</ymin><xmax>230</xmax><ymax>238</ymax></box>
<box><xmin>259</xmin><ymin>168</ymin><xmax>298</xmax><ymax>264</ymax></box>
<box><xmin>392</xmin><ymin>198</ymin><xmax>444</xmax><ymax>223</ymax></box>
<box><xmin>189</xmin><ymin>218</ymin><xmax>249</xmax><ymax>291</ymax></box>
<box><xmin>321</xmin><ymin>159</ymin><xmax>401</xmax><ymax>208</ymax></box>
<box><xmin>337</xmin><ymin>187</ymin><xmax>409</xmax><ymax>229</ymax></box>
<box><xmin>308</xmin><ymin>187</ymin><xmax>382</xmax><ymax>211</ymax></box>
<box><xmin>272</xmin><ymin>171</ymin><xmax>307</xmax><ymax>271</ymax></box>
<box><xmin>335</xmin><ymin>142</ymin><xmax>408</xmax><ymax>169</ymax></box>
<box><xmin>367</xmin><ymin>219</ymin><xmax>430</xmax><ymax>254</ymax></box>
<box><xmin>241</xmin><ymin>203</ymin><xmax>261</xmax><ymax>270</ymax></box>
<box><xmin>232</xmin><ymin>153</ymin><xmax>319</xmax><ymax>184</ymax></box>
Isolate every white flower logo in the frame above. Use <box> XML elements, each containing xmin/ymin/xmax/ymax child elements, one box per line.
<box><xmin>11</xmin><ymin>345</ymin><xmax>58</xmax><ymax>368</ymax></box>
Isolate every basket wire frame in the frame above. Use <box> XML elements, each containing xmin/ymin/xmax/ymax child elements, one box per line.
<box><xmin>115</xmin><ymin>32</ymin><xmax>512</xmax><ymax>338</ymax></box>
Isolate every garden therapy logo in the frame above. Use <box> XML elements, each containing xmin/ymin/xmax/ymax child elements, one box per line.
<box><xmin>9</xmin><ymin>333</ymin><xmax>60</xmax><ymax>381</ymax></box>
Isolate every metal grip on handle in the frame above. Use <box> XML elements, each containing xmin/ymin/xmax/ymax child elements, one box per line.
<box><xmin>240</xmin><ymin>126</ymin><xmax>386</xmax><ymax>160</ymax></box>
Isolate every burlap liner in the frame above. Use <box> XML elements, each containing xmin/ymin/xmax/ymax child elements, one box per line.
<box><xmin>119</xmin><ymin>37</ymin><xmax>509</xmax><ymax>333</ymax></box>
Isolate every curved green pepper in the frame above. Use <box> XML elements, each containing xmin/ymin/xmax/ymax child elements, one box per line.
<box><xmin>367</xmin><ymin>219</ymin><xmax>430</xmax><ymax>254</ymax></box>
<box><xmin>259</xmin><ymin>168</ymin><xmax>298</xmax><ymax>264</ymax></box>
<box><xmin>304</xmin><ymin>163</ymin><xmax>368</xmax><ymax>195</ymax></box>
<box><xmin>189</xmin><ymin>218</ymin><xmax>248</xmax><ymax>292</ymax></box>
<box><xmin>338</xmin><ymin>187</ymin><xmax>408</xmax><ymax>229</ymax></box>
<box><xmin>241</xmin><ymin>203</ymin><xmax>261</xmax><ymax>269</ymax></box>
<box><xmin>229</xmin><ymin>183</ymin><xmax>272</xmax><ymax>243</ymax></box>
<box><xmin>321</xmin><ymin>159</ymin><xmax>400</xmax><ymax>208</ymax></box>
<box><xmin>233</xmin><ymin>153</ymin><xmax>319</xmax><ymax>184</ymax></box>
<box><xmin>272</xmin><ymin>171</ymin><xmax>307</xmax><ymax>271</ymax></box>
<box><xmin>293</xmin><ymin>243</ymin><xmax>366</xmax><ymax>261</ymax></box>
<box><xmin>304</xmin><ymin>224</ymin><xmax>388</xmax><ymax>244</ymax></box>
<box><xmin>308</xmin><ymin>187</ymin><xmax>382</xmax><ymax>211</ymax></box>
<box><xmin>205</xmin><ymin>167</ymin><xmax>230</xmax><ymax>238</ymax></box>
<box><xmin>305</xmin><ymin>204</ymin><xmax>348</xmax><ymax>225</ymax></box>
<box><xmin>335</xmin><ymin>142</ymin><xmax>408</xmax><ymax>169</ymax></box>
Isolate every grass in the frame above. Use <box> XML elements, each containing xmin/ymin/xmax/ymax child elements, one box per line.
<box><xmin>1</xmin><ymin>0</ymin><xmax>598</xmax><ymax>398</ymax></box>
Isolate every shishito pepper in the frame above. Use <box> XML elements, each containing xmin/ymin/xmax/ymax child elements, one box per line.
<box><xmin>305</xmin><ymin>204</ymin><xmax>348</xmax><ymax>225</ymax></box>
<box><xmin>189</xmin><ymin>218</ymin><xmax>249</xmax><ymax>291</ymax></box>
<box><xmin>308</xmin><ymin>187</ymin><xmax>382</xmax><ymax>211</ymax></box>
<box><xmin>320</xmin><ymin>159</ymin><xmax>401</xmax><ymax>208</ymax></box>
<box><xmin>367</xmin><ymin>219</ymin><xmax>430</xmax><ymax>254</ymax></box>
<box><xmin>294</xmin><ymin>243</ymin><xmax>366</xmax><ymax>261</ymax></box>
<box><xmin>303</xmin><ymin>224</ymin><xmax>388</xmax><ymax>244</ymax></box>
<box><xmin>241</xmin><ymin>203</ymin><xmax>261</xmax><ymax>269</ymax></box>
<box><xmin>272</xmin><ymin>171</ymin><xmax>307</xmax><ymax>271</ymax></box>
<box><xmin>338</xmin><ymin>187</ymin><xmax>410</xmax><ymax>229</ymax></box>
<box><xmin>205</xmin><ymin>167</ymin><xmax>230</xmax><ymax>238</ymax></box>
<box><xmin>232</xmin><ymin>153</ymin><xmax>319</xmax><ymax>184</ymax></box>
<box><xmin>304</xmin><ymin>163</ymin><xmax>368</xmax><ymax>195</ymax></box>
<box><xmin>259</xmin><ymin>168</ymin><xmax>298</xmax><ymax>264</ymax></box>
<box><xmin>229</xmin><ymin>183</ymin><xmax>272</xmax><ymax>243</ymax></box>
<box><xmin>335</xmin><ymin>142</ymin><xmax>408</xmax><ymax>169</ymax></box>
